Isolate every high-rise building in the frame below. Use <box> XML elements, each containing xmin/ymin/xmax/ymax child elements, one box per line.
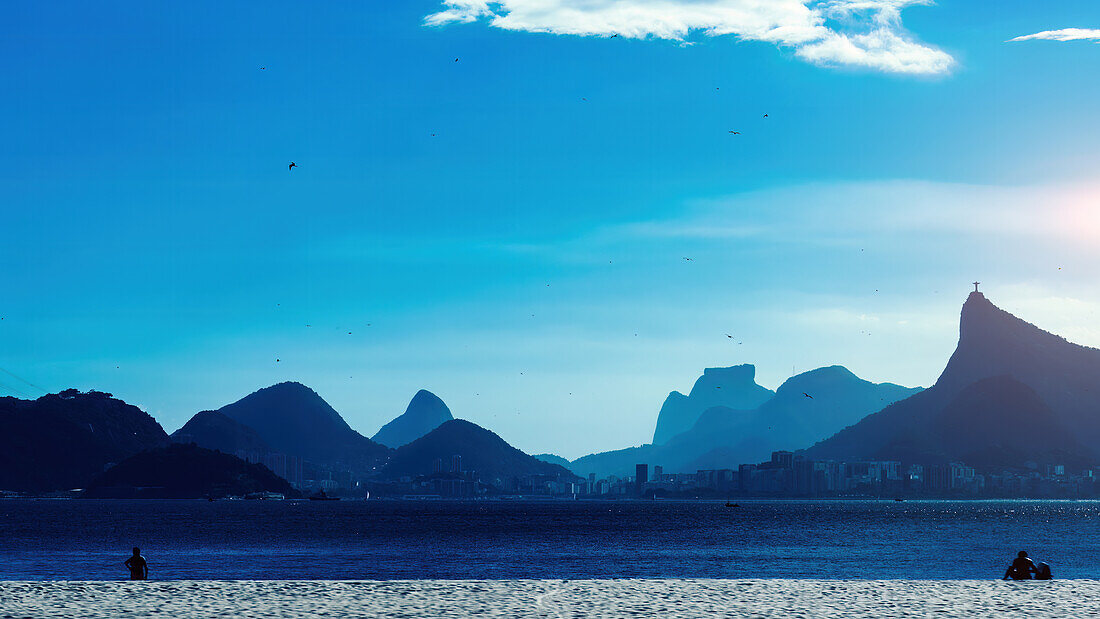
<box><xmin>635</xmin><ymin>463</ymin><xmax>649</xmax><ymax>496</ymax></box>
<box><xmin>794</xmin><ymin>456</ymin><xmax>814</xmax><ymax>495</ymax></box>
<box><xmin>451</xmin><ymin>455</ymin><xmax>462</xmax><ymax>473</ymax></box>
<box><xmin>432</xmin><ymin>458</ymin><xmax>444</xmax><ymax>474</ymax></box>
<box><xmin>771</xmin><ymin>451</ymin><xmax>794</xmax><ymax>469</ymax></box>
<box><xmin>739</xmin><ymin>464</ymin><xmax>758</xmax><ymax>492</ymax></box>
<box><xmin>653</xmin><ymin>465</ymin><xmax>664</xmax><ymax>480</ymax></box>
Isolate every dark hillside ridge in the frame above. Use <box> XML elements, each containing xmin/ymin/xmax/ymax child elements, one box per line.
<box><xmin>215</xmin><ymin>382</ymin><xmax>389</xmax><ymax>473</ymax></box>
<box><xmin>808</xmin><ymin>292</ymin><xmax>1100</xmax><ymax>469</ymax></box>
<box><xmin>382</xmin><ymin>419</ymin><xmax>579</xmax><ymax>487</ymax></box>
<box><xmin>0</xmin><ymin>390</ymin><xmax>168</xmax><ymax>493</ymax></box>
<box><xmin>84</xmin><ymin>443</ymin><xmax>297</xmax><ymax>499</ymax></box>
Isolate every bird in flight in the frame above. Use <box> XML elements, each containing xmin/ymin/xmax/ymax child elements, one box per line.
<box><xmin>728</xmin><ymin>131</ymin><xmax>741</xmax><ymax>135</ymax></box>
<box><xmin>454</xmin><ymin>58</ymin><xmax>460</xmax><ymax>62</ymax></box>
<box><xmin>763</xmin><ymin>114</ymin><xmax>768</xmax><ymax>118</ymax></box>
<box><xmin>260</xmin><ymin>67</ymin><xmax>266</xmax><ymax>70</ymax></box>
<box><xmin>802</xmin><ymin>392</ymin><xmax>813</xmax><ymax>399</ymax></box>
<box><xmin>288</xmin><ymin>162</ymin><xmax>297</xmax><ymax>171</ymax></box>
<box><xmin>683</xmin><ymin>257</ymin><xmax>693</xmax><ymax>261</ymax></box>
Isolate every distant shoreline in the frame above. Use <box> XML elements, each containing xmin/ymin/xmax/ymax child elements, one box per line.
<box><xmin>3</xmin><ymin>495</ymin><xmax>1097</xmax><ymax>502</ymax></box>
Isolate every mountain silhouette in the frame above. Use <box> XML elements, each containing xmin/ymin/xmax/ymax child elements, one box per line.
<box><xmin>533</xmin><ymin>453</ymin><xmax>572</xmax><ymax>468</ymax></box>
<box><xmin>84</xmin><ymin>443</ymin><xmax>297</xmax><ymax>499</ymax></box>
<box><xmin>215</xmin><ymin>382</ymin><xmax>388</xmax><ymax>473</ymax></box>
<box><xmin>807</xmin><ymin>292</ymin><xmax>1100</xmax><ymax>468</ymax></box>
<box><xmin>381</xmin><ymin>419</ymin><xmax>578</xmax><ymax>487</ymax></box>
<box><xmin>661</xmin><ymin>366</ymin><xmax>921</xmax><ymax>467</ymax></box>
<box><xmin>170</xmin><ymin>410</ymin><xmax>272</xmax><ymax>454</ymax></box>
<box><xmin>651</xmin><ymin>364</ymin><xmax>774</xmax><ymax>445</ymax></box>
<box><xmin>571</xmin><ymin>366</ymin><xmax>917</xmax><ymax>478</ymax></box>
<box><xmin>0</xmin><ymin>390</ymin><xmax>168</xmax><ymax>493</ymax></box>
<box><xmin>372</xmin><ymin>389</ymin><xmax>454</xmax><ymax>448</ymax></box>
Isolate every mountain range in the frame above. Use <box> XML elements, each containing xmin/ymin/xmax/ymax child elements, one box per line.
<box><xmin>570</xmin><ymin>364</ymin><xmax>919</xmax><ymax>478</ymax></box>
<box><xmin>7</xmin><ymin>289</ymin><xmax>1100</xmax><ymax>495</ymax></box>
<box><xmin>165</xmin><ymin>385</ymin><xmax>574</xmax><ymax>491</ymax></box>
<box><xmin>806</xmin><ymin>291</ymin><xmax>1100</xmax><ymax>470</ymax></box>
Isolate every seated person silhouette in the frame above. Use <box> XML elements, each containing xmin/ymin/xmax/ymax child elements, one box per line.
<box><xmin>1003</xmin><ymin>551</ymin><xmax>1037</xmax><ymax>580</ymax></box>
<box><xmin>1036</xmin><ymin>562</ymin><xmax>1053</xmax><ymax>580</ymax></box>
<box><xmin>124</xmin><ymin>547</ymin><xmax>148</xmax><ymax>581</ymax></box>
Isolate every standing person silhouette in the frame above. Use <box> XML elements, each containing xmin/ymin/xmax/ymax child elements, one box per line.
<box><xmin>1003</xmin><ymin>551</ymin><xmax>1037</xmax><ymax>580</ymax></box>
<box><xmin>124</xmin><ymin>547</ymin><xmax>148</xmax><ymax>580</ymax></box>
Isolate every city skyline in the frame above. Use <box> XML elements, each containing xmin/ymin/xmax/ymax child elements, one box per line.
<box><xmin>3</xmin><ymin>1</ymin><xmax>1100</xmax><ymax>459</ymax></box>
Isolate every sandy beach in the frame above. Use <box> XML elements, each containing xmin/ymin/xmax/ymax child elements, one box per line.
<box><xmin>1</xmin><ymin>579</ymin><xmax>1096</xmax><ymax>618</ymax></box>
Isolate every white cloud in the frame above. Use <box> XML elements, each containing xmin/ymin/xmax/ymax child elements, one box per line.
<box><xmin>426</xmin><ymin>0</ymin><xmax>954</xmax><ymax>75</ymax></box>
<box><xmin>1008</xmin><ymin>28</ymin><xmax>1100</xmax><ymax>43</ymax></box>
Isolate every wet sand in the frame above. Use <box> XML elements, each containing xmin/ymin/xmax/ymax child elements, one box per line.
<box><xmin>0</xmin><ymin>579</ymin><xmax>1092</xmax><ymax>618</ymax></box>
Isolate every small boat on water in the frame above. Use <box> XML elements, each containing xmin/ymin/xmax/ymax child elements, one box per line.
<box><xmin>724</xmin><ymin>502</ymin><xmax>740</xmax><ymax>508</ymax></box>
<box><xmin>309</xmin><ymin>490</ymin><xmax>340</xmax><ymax>501</ymax></box>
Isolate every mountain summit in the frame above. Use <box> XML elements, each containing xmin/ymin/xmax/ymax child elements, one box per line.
<box><xmin>663</xmin><ymin>365</ymin><xmax>921</xmax><ymax>469</ymax></box>
<box><xmin>215</xmin><ymin>382</ymin><xmax>388</xmax><ymax>472</ymax></box>
<box><xmin>571</xmin><ymin>365</ymin><xmax>916</xmax><ymax>478</ymax></box>
<box><xmin>807</xmin><ymin>292</ymin><xmax>1100</xmax><ymax>468</ymax></box>
<box><xmin>372</xmin><ymin>390</ymin><xmax>454</xmax><ymax>448</ymax></box>
<box><xmin>651</xmin><ymin>364</ymin><xmax>774</xmax><ymax>445</ymax></box>
<box><xmin>381</xmin><ymin>419</ymin><xmax>578</xmax><ymax>486</ymax></box>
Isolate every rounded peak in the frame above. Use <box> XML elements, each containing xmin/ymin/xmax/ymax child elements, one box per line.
<box><xmin>245</xmin><ymin>382</ymin><xmax>332</xmax><ymax>407</ymax></box>
<box><xmin>405</xmin><ymin>389</ymin><xmax>453</xmax><ymax>418</ymax></box>
<box><xmin>262</xmin><ymin>381</ymin><xmax>316</xmax><ymax>394</ymax></box>
<box><xmin>237</xmin><ymin>382</ymin><xmax>324</xmax><ymax>404</ymax></box>
<box><xmin>801</xmin><ymin>365</ymin><xmax>858</xmax><ymax>380</ymax></box>
<box><xmin>420</xmin><ymin>418</ymin><xmax>493</xmax><ymax>440</ymax></box>
<box><xmin>439</xmin><ymin>418</ymin><xmax>475</xmax><ymax>430</ymax></box>
<box><xmin>371</xmin><ymin>391</ymin><xmax>455</xmax><ymax>447</ymax></box>
<box><xmin>777</xmin><ymin>365</ymin><xmax>860</xmax><ymax>393</ymax></box>
<box><xmin>410</xmin><ymin>389</ymin><xmax>445</xmax><ymax>404</ymax></box>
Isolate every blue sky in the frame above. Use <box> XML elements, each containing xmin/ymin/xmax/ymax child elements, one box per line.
<box><xmin>2</xmin><ymin>1</ymin><xmax>1100</xmax><ymax>458</ymax></box>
